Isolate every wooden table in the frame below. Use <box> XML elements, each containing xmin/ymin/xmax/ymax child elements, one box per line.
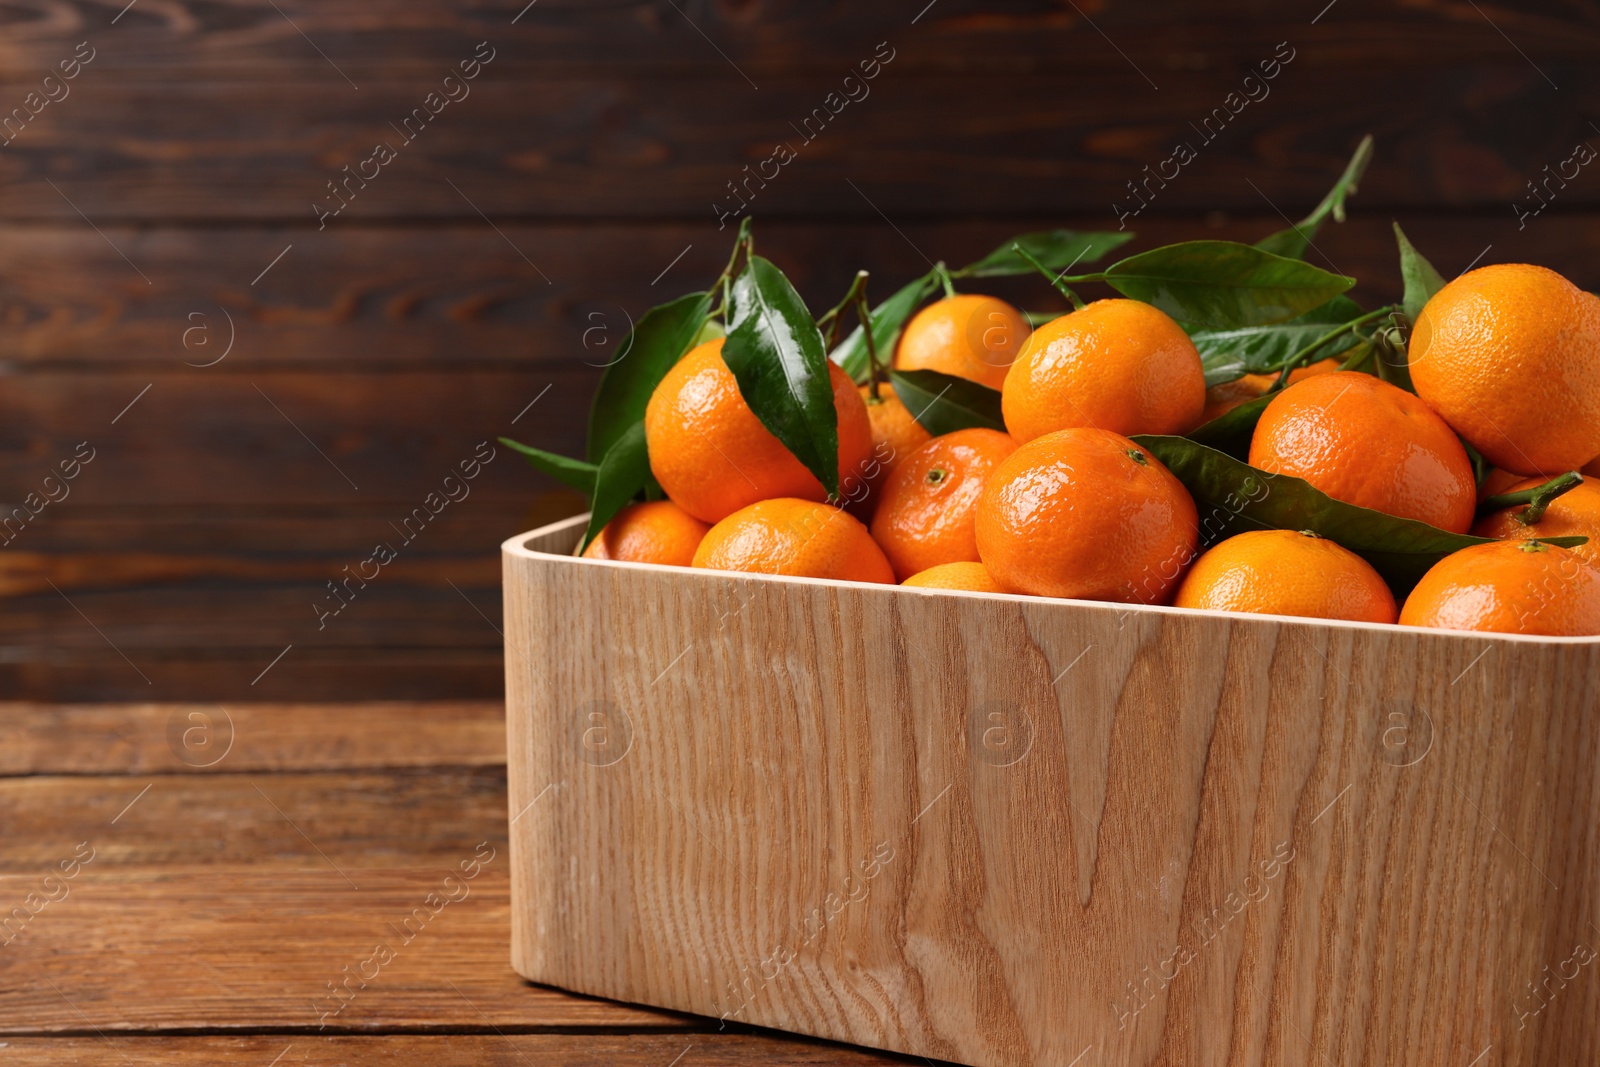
<box><xmin>0</xmin><ymin>702</ymin><xmax>924</xmax><ymax>1065</ymax></box>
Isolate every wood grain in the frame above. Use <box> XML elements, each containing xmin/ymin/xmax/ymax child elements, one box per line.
<box><xmin>0</xmin><ymin>868</ymin><xmax>691</xmax><ymax>1033</ymax></box>
<box><xmin>4</xmin><ymin>0</ymin><xmax>1598</xmax><ymax>78</ymax></box>
<box><xmin>3</xmin><ymin>70</ymin><xmax>1595</xmax><ymax>222</ymax></box>
<box><xmin>0</xmin><ymin>768</ymin><xmax>511</xmax><ymax>869</ymax></box>
<box><xmin>0</xmin><ymin>1033</ymin><xmax>919</xmax><ymax>1065</ymax></box>
<box><xmin>0</xmin><ymin>701</ymin><xmax>504</xmax><ymax>775</ymax></box>
<box><xmin>503</xmin><ymin>515</ymin><xmax>1600</xmax><ymax>1066</ymax></box>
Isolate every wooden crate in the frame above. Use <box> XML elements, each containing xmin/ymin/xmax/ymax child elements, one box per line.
<box><xmin>503</xmin><ymin>514</ymin><xmax>1600</xmax><ymax>1067</ymax></box>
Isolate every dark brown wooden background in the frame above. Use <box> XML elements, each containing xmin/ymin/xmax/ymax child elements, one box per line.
<box><xmin>2</xmin><ymin>0</ymin><xmax>1596</xmax><ymax>701</ymax></box>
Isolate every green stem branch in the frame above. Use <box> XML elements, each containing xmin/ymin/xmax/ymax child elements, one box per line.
<box><xmin>1271</xmin><ymin>305</ymin><xmax>1397</xmax><ymax>389</ymax></box>
<box><xmin>1480</xmin><ymin>471</ymin><xmax>1584</xmax><ymax>525</ymax></box>
<box><xmin>853</xmin><ymin>276</ymin><xmax>883</xmax><ymax>401</ymax></box>
<box><xmin>1012</xmin><ymin>245</ymin><xmax>1087</xmax><ymax>310</ymax></box>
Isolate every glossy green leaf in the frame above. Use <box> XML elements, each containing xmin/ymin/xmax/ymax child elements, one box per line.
<box><xmin>1133</xmin><ymin>434</ymin><xmax>1586</xmax><ymax>594</ymax></box>
<box><xmin>500</xmin><ymin>437</ymin><xmax>598</xmax><ymax>496</ymax></box>
<box><xmin>586</xmin><ymin>291</ymin><xmax>713</xmax><ymax>462</ymax></box>
<box><xmin>581</xmin><ymin>420</ymin><xmax>652</xmax><ymax>552</ymax></box>
<box><xmin>1192</xmin><ymin>295</ymin><xmax>1367</xmax><ymax>386</ymax></box>
<box><xmin>724</xmin><ymin>255</ymin><xmax>840</xmax><ymax>496</ymax></box>
<box><xmin>832</xmin><ymin>272</ymin><xmax>938</xmax><ymax>384</ymax></box>
<box><xmin>957</xmin><ymin>229</ymin><xmax>1135</xmax><ymax>278</ymax></box>
<box><xmin>1255</xmin><ymin>135</ymin><xmax>1373</xmax><ymax>260</ymax></box>
<box><xmin>1101</xmin><ymin>241</ymin><xmax>1355</xmax><ymax>329</ymax></box>
<box><xmin>1394</xmin><ymin>223</ymin><xmax>1447</xmax><ymax>322</ymax></box>
<box><xmin>887</xmin><ymin>368</ymin><xmax>1005</xmax><ymax>435</ymax></box>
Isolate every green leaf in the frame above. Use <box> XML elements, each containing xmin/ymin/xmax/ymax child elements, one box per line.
<box><xmin>581</xmin><ymin>421</ymin><xmax>652</xmax><ymax>552</ymax></box>
<box><xmin>1101</xmin><ymin>241</ymin><xmax>1355</xmax><ymax>329</ymax></box>
<box><xmin>586</xmin><ymin>291</ymin><xmax>713</xmax><ymax>462</ymax></box>
<box><xmin>957</xmin><ymin>229</ymin><xmax>1135</xmax><ymax>278</ymax></box>
<box><xmin>1132</xmin><ymin>434</ymin><xmax>1585</xmax><ymax>595</ymax></box>
<box><xmin>1394</xmin><ymin>223</ymin><xmax>1447</xmax><ymax>322</ymax></box>
<box><xmin>724</xmin><ymin>255</ymin><xmax>840</xmax><ymax>496</ymax></box>
<box><xmin>832</xmin><ymin>272</ymin><xmax>938</xmax><ymax>384</ymax></box>
<box><xmin>887</xmin><ymin>368</ymin><xmax>1005</xmax><ymax>435</ymax></box>
<box><xmin>1185</xmin><ymin>394</ymin><xmax>1273</xmax><ymax>460</ymax></box>
<box><xmin>1192</xmin><ymin>296</ymin><xmax>1367</xmax><ymax>386</ymax></box>
<box><xmin>499</xmin><ymin>437</ymin><xmax>598</xmax><ymax>495</ymax></box>
<box><xmin>1255</xmin><ymin>135</ymin><xmax>1374</xmax><ymax>259</ymax></box>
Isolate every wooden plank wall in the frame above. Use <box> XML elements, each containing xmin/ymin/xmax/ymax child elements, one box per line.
<box><xmin>1</xmin><ymin>0</ymin><xmax>1595</xmax><ymax>700</ymax></box>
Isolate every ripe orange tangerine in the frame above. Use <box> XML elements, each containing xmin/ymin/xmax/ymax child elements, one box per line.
<box><xmin>1473</xmin><ymin>476</ymin><xmax>1600</xmax><ymax>568</ymax></box>
<box><xmin>645</xmin><ymin>338</ymin><xmax>873</xmax><ymax>524</ymax></box>
<box><xmin>1399</xmin><ymin>540</ymin><xmax>1600</xmax><ymax>635</ymax></box>
<box><xmin>1002</xmin><ymin>299</ymin><xmax>1206</xmax><ymax>443</ymax></box>
<box><xmin>1173</xmin><ymin>530</ymin><xmax>1397</xmax><ymax>623</ymax></box>
<box><xmin>691</xmin><ymin>497</ymin><xmax>894</xmax><ymax>584</ymax></box>
<box><xmin>1249</xmin><ymin>371</ymin><xmax>1477</xmax><ymax>533</ymax></box>
<box><xmin>581</xmin><ymin>501</ymin><xmax>709</xmax><ymax>567</ymax></box>
<box><xmin>893</xmin><ymin>294</ymin><xmax>1030</xmax><ymax>390</ymax></box>
<box><xmin>1409</xmin><ymin>264</ymin><xmax>1600</xmax><ymax>474</ymax></box>
<box><xmin>975</xmin><ymin>427</ymin><xmax>1199</xmax><ymax>603</ymax></box>
<box><xmin>1199</xmin><ymin>357</ymin><xmax>1343</xmax><ymax>424</ymax></box>
<box><xmin>871</xmin><ymin>428</ymin><xmax>1018</xmax><ymax>581</ymax></box>
<box><xmin>901</xmin><ymin>561</ymin><xmax>1003</xmax><ymax>592</ymax></box>
<box><xmin>859</xmin><ymin>382</ymin><xmax>932</xmax><ymax>475</ymax></box>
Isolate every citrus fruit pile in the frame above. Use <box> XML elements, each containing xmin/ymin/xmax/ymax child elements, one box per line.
<box><xmin>507</xmin><ymin>138</ymin><xmax>1600</xmax><ymax>637</ymax></box>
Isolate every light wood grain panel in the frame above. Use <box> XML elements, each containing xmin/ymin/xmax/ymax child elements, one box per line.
<box><xmin>0</xmin><ymin>701</ymin><xmax>503</xmax><ymax>775</ymax></box>
<box><xmin>503</xmin><ymin>518</ymin><xmax>1600</xmax><ymax>1066</ymax></box>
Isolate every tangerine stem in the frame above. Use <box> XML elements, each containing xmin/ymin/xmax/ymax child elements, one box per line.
<box><xmin>1011</xmin><ymin>245</ymin><xmax>1087</xmax><ymax>310</ymax></box>
<box><xmin>1479</xmin><ymin>471</ymin><xmax>1583</xmax><ymax>525</ymax></box>
<box><xmin>708</xmin><ymin>217</ymin><xmax>755</xmax><ymax>320</ymax></box>
<box><xmin>935</xmin><ymin>262</ymin><xmax>956</xmax><ymax>299</ymax></box>
<box><xmin>854</xmin><ymin>275</ymin><xmax>883</xmax><ymax>402</ymax></box>
<box><xmin>1271</xmin><ymin>305</ymin><xmax>1396</xmax><ymax>390</ymax></box>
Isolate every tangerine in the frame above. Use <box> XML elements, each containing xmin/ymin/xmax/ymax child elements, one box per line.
<box><xmin>1249</xmin><ymin>371</ymin><xmax>1477</xmax><ymax>533</ymax></box>
<box><xmin>1002</xmin><ymin>299</ymin><xmax>1206</xmax><ymax>442</ymax></box>
<box><xmin>871</xmin><ymin>428</ymin><xmax>1018</xmax><ymax>580</ymax></box>
<box><xmin>1409</xmin><ymin>264</ymin><xmax>1600</xmax><ymax>474</ymax></box>
<box><xmin>859</xmin><ymin>382</ymin><xmax>932</xmax><ymax>476</ymax></box>
<box><xmin>901</xmin><ymin>561</ymin><xmax>1003</xmax><ymax>592</ymax></box>
<box><xmin>645</xmin><ymin>338</ymin><xmax>873</xmax><ymax>524</ymax></box>
<box><xmin>893</xmin><ymin>294</ymin><xmax>1029</xmax><ymax>390</ymax></box>
<box><xmin>1399</xmin><ymin>540</ymin><xmax>1600</xmax><ymax>635</ymax></box>
<box><xmin>1173</xmin><ymin>530</ymin><xmax>1396</xmax><ymax>623</ymax></box>
<box><xmin>691</xmin><ymin>497</ymin><xmax>894</xmax><ymax>584</ymax></box>
<box><xmin>1199</xmin><ymin>357</ymin><xmax>1343</xmax><ymax>424</ymax></box>
<box><xmin>1472</xmin><ymin>475</ymin><xmax>1600</xmax><ymax>568</ymax></box>
<box><xmin>581</xmin><ymin>501</ymin><xmax>709</xmax><ymax>566</ymax></box>
<box><xmin>975</xmin><ymin>428</ymin><xmax>1199</xmax><ymax>602</ymax></box>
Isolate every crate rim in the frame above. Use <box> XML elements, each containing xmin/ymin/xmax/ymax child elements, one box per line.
<box><xmin>504</xmin><ymin>512</ymin><xmax>1600</xmax><ymax>647</ymax></box>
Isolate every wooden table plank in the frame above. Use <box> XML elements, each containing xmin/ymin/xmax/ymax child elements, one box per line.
<box><xmin>2</xmin><ymin>69</ymin><xmax>1594</xmax><ymax>221</ymax></box>
<box><xmin>0</xmin><ymin>769</ymin><xmax>507</xmax><ymax>869</ymax></box>
<box><xmin>5</xmin><ymin>0</ymin><xmax>1596</xmax><ymax>78</ymax></box>
<box><xmin>0</xmin><ymin>1034</ymin><xmax>923</xmax><ymax>1064</ymax></box>
<box><xmin>0</xmin><ymin>702</ymin><xmax>505</xmax><ymax>775</ymax></box>
<box><xmin>0</xmin><ymin>869</ymin><xmax>690</xmax><ymax>1033</ymax></box>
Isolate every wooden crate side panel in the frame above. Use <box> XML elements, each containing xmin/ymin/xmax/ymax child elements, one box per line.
<box><xmin>505</xmin><ymin>539</ymin><xmax>1600</xmax><ymax>1067</ymax></box>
